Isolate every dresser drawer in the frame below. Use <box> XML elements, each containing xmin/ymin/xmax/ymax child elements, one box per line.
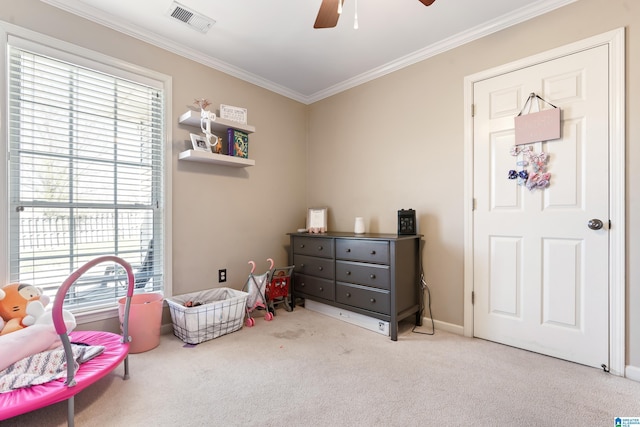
<box><xmin>335</xmin><ymin>239</ymin><xmax>389</xmax><ymax>264</ymax></box>
<box><xmin>293</xmin><ymin>254</ymin><xmax>334</xmax><ymax>280</ymax></box>
<box><xmin>336</xmin><ymin>282</ymin><xmax>390</xmax><ymax>315</ymax></box>
<box><xmin>292</xmin><ymin>236</ymin><xmax>334</xmax><ymax>258</ymax></box>
<box><xmin>293</xmin><ymin>274</ymin><xmax>335</xmax><ymax>301</ymax></box>
<box><xmin>335</xmin><ymin>260</ymin><xmax>390</xmax><ymax>290</ymax></box>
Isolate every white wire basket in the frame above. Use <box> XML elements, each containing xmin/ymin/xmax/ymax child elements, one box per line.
<box><xmin>166</xmin><ymin>287</ymin><xmax>248</xmax><ymax>344</ymax></box>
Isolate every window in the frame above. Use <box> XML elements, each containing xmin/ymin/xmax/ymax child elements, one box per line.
<box><xmin>4</xmin><ymin>31</ymin><xmax>170</xmax><ymax>315</ymax></box>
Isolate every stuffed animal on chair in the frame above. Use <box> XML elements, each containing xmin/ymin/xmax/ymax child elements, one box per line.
<box><xmin>0</xmin><ymin>283</ymin><xmax>51</xmax><ymax>336</ymax></box>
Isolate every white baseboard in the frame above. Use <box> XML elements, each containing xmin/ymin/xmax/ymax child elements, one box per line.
<box><xmin>421</xmin><ymin>317</ymin><xmax>464</xmax><ymax>335</ymax></box>
<box><xmin>625</xmin><ymin>365</ymin><xmax>640</xmax><ymax>382</ymax></box>
<box><xmin>420</xmin><ymin>317</ymin><xmax>640</xmax><ymax>382</ymax></box>
<box><xmin>304</xmin><ymin>300</ymin><xmax>389</xmax><ymax>336</ymax></box>
<box><xmin>419</xmin><ymin>317</ymin><xmax>640</xmax><ymax>382</ymax></box>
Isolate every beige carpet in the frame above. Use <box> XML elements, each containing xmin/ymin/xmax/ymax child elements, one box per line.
<box><xmin>5</xmin><ymin>306</ymin><xmax>640</xmax><ymax>426</ymax></box>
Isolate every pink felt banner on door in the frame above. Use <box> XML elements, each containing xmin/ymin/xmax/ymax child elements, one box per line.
<box><xmin>514</xmin><ymin>93</ymin><xmax>561</xmax><ymax>145</ymax></box>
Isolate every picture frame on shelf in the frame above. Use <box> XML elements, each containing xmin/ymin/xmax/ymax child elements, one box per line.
<box><xmin>307</xmin><ymin>207</ymin><xmax>328</xmax><ymax>234</ymax></box>
<box><xmin>220</xmin><ymin>104</ymin><xmax>247</xmax><ymax>124</ymax></box>
<box><xmin>190</xmin><ymin>133</ymin><xmax>210</xmax><ymax>152</ymax></box>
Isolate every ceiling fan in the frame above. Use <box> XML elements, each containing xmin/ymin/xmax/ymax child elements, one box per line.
<box><xmin>314</xmin><ymin>0</ymin><xmax>436</xmax><ymax>29</ymax></box>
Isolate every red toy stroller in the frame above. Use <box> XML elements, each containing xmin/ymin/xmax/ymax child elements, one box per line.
<box><xmin>265</xmin><ymin>265</ymin><xmax>294</xmax><ymax>315</ymax></box>
<box><xmin>243</xmin><ymin>258</ymin><xmax>275</xmax><ymax>327</ymax></box>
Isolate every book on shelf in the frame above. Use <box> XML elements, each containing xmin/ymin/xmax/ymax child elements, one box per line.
<box><xmin>227</xmin><ymin>128</ymin><xmax>249</xmax><ymax>158</ymax></box>
<box><xmin>224</xmin><ymin>129</ymin><xmax>233</xmax><ymax>155</ymax></box>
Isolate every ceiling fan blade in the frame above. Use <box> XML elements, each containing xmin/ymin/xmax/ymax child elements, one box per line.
<box><xmin>314</xmin><ymin>0</ymin><xmax>344</xmax><ymax>29</ymax></box>
<box><xmin>419</xmin><ymin>0</ymin><xmax>436</xmax><ymax>5</ymax></box>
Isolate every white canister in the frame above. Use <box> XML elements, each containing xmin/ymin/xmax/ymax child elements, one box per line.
<box><xmin>354</xmin><ymin>217</ymin><xmax>365</xmax><ymax>234</ymax></box>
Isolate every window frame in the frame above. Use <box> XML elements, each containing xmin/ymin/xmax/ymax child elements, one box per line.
<box><xmin>0</xmin><ymin>21</ymin><xmax>173</xmax><ymax>324</ymax></box>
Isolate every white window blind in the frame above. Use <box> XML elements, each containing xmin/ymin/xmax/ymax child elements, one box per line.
<box><xmin>7</xmin><ymin>43</ymin><xmax>165</xmax><ymax>312</ymax></box>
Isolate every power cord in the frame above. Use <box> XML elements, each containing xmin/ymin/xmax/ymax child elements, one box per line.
<box><xmin>412</xmin><ymin>270</ymin><xmax>435</xmax><ymax>335</ymax></box>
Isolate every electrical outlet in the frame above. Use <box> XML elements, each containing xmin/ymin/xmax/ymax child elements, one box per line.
<box><xmin>218</xmin><ymin>269</ymin><xmax>226</xmax><ymax>283</ymax></box>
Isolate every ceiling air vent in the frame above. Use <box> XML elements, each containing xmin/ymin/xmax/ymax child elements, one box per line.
<box><xmin>167</xmin><ymin>1</ymin><xmax>215</xmax><ymax>34</ymax></box>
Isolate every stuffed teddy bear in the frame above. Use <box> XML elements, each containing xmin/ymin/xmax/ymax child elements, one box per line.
<box><xmin>0</xmin><ymin>283</ymin><xmax>51</xmax><ymax>336</ymax></box>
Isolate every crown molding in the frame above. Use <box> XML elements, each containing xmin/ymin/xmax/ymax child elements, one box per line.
<box><xmin>40</xmin><ymin>0</ymin><xmax>309</xmax><ymax>103</ymax></box>
<box><xmin>41</xmin><ymin>0</ymin><xmax>576</xmax><ymax>105</ymax></box>
<box><xmin>306</xmin><ymin>0</ymin><xmax>577</xmax><ymax>103</ymax></box>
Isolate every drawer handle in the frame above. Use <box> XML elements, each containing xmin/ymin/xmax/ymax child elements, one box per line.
<box><xmin>346</xmin><ymin>292</ymin><xmax>351</xmax><ymax>297</ymax></box>
<box><xmin>346</xmin><ymin>248</ymin><xmax>351</xmax><ymax>253</ymax></box>
<box><xmin>300</xmin><ymin>263</ymin><xmax>305</xmax><ymax>268</ymax></box>
<box><xmin>318</xmin><ymin>245</ymin><xmax>323</xmax><ymax>251</ymax></box>
<box><xmin>346</xmin><ymin>271</ymin><xmax>351</xmax><ymax>275</ymax></box>
<box><xmin>319</xmin><ymin>287</ymin><xmax>323</xmax><ymax>292</ymax></box>
<box><xmin>370</xmin><ymin>274</ymin><xmax>376</xmax><ymax>279</ymax></box>
<box><xmin>318</xmin><ymin>266</ymin><xmax>323</xmax><ymax>271</ymax></box>
<box><xmin>300</xmin><ymin>244</ymin><xmax>305</xmax><ymax>248</ymax></box>
<box><xmin>370</xmin><ymin>298</ymin><xmax>376</xmax><ymax>303</ymax></box>
<box><xmin>370</xmin><ymin>250</ymin><xmax>376</xmax><ymax>255</ymax></box>
<box><xmin>300</xmin><ymin>282</ymin><xmax>305</xmax><ymax>287</ymax></box>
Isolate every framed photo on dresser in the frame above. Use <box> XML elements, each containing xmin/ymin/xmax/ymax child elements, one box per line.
<box><xmin>307</xmin><ymin>207</ymin><xmax>327</xmax><ymax>234</ymax></box>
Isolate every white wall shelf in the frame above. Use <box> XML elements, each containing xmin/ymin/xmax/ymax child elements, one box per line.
<box><xmin>178</xmin><ymin>150</ymin><xmax>255</xmax><ymax>167</ymax></box>
<box><xmin>178</xmin><ymin>109</ymin><xmax>256</xmax><ymax>168</ymax></box>
<box><xmin>178</xmin><ymin>110</ymin><xmax>256</xmax><ymax>134</ymax></box>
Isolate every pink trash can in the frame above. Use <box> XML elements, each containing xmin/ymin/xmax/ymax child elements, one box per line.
<box><xmin>118</xmin><ymin>293</ymin><xmax>163</xmax><ymax>353</ymax></box>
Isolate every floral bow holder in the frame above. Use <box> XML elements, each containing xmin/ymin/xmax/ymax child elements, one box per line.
<box><xmin>508</xmin><ymin>145</ymin><xmax>551</xmax><ymax>191</ymax></box>
<box><xmin>508</xmin><ymin>92</ymin><xmax>560</xmax><ymax>192</ymax></box>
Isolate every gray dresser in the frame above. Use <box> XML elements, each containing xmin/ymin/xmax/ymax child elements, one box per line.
<box><xmin>288</xmin><ymin>232</ymin><xmax>422</xmax><ymax>340</ymax></box>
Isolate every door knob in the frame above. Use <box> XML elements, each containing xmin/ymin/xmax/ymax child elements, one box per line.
<box><xmin>588</xmin><ymin>219</ymin><xmax>604</xmax><ymax>230</ymax></box>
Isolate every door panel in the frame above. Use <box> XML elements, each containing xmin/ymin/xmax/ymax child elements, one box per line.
<box><xmin>488</xmin><ymin>236</ymin><xmax>521</xmax><ymax>317</ymax></box>
<box><xmin>542</xmin><ymin>238</ymin><xmax>581</xmax><ymax>327</ymax></box>
<box><xmin>473</xmin><ymin>45</ymin><xmax>609</xmax><ymax>368</ymax></box>
<box><xmin>490</xmin><ymin>131</ymin><xmax>521</xmax><ymax>210</ymax></box>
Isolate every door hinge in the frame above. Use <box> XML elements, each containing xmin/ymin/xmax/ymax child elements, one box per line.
<box><xmin>472</xmin><ymin>198</ymin><xmax>476</xmax><ymax>211</ymax></box>
<box><xmin>471</xmin><ymin>104</ymin><xmax>475</xmax><ymax>117</ymax></box>
<box><xmin>608</xmin><ymin>219</ymin><xmax>611</xmax><ymax>229</ymax></box>
<box><xmin>472</xmin><ymin>291</ymin><xmax>475</xmax><ymax>304</ymax></box>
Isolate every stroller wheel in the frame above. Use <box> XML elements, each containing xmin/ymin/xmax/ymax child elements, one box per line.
<box><xmin>245</xmin><ymin>317</ymin><xmax>255</xmax><ymax>327</ymax></box>
<box><xmin>264</xmin><ymin>312</ymin><xmax>274</xmax><ymax>321</ymax></box>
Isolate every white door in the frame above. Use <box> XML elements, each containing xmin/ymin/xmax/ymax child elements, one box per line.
<box><xmin>472</xmin><ymin>44</ymin><xmax>609</xmax><ymax>368</ymax></box>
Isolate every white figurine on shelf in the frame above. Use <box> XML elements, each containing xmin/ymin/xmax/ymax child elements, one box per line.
<box><xmin>194</xmin><ymin>98</ymin><xmax>219</xmax><ymax>151</ymax></box>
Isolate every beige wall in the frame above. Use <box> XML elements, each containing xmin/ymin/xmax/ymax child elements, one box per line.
<box><xmin>2</xmin><ymin>0</ymin><xmax>638</xmax><ymax>372</ymax></box>
<box><xmin>0</xmin><ymin>1</ymin><xmax>308</xmax><ymax>327</ymax></box>
<box><xmin>307</xmin><ymin>0</ymin><xmax>640</xmax><ymax>370</ymax></box>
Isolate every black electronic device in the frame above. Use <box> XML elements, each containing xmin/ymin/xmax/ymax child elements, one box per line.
<box><xmin>397</xmin><ymin>209</ymin><xmax>417</xmax><ymax>235</ymax></box>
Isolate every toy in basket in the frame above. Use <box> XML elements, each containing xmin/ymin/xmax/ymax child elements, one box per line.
<box><xmin>243</xmin><ymin>259</ymin><xmax>274</xmax><ymax>327</ymax></box>
<box><xmin>266</xmin><ymin>265</ymin><xmax>294</xmax><ymax>315</ymax></box>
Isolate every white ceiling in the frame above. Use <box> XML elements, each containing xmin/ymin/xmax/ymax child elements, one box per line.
<box><xmin>41</xmin><ymin>0</ymin><xmax>574</xmax><ymax>104</ymax></box>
